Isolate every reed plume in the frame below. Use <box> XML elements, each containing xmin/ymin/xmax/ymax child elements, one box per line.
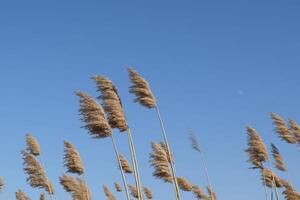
<box><xmin>118</xmin><ymin>154</ymin><xmax>133</xmax><ymax>173</ymax></box>
<box><xmin>114</xmin><ymin>182</ymin><xmax>122</xmax><ymax>192</ymax></box>
<box><xmin>128</xmin><ymin>68</ymin><xmax>181</xmax><ymax>200</ymax></box>
<box><xmin>282</xmin><ymin>181</ymin><xmax>300</xmax><ymax>200</ymax></box>
<box><xmin>150</xmin><ymin>142</ymin><xmax>172</xmax><ymax>183</ymax></box>
<box><xmin>26</xmin><ymin>134</ymin><xmax>41</xmax><ymax>156</ymax></box>
<box><xmin>103</xmin><ymin>185</ymin><xmax>117</xmax><ymax>200</ymax></box>
<box><xmin>261</xmin><ymin>169</ymin><xmax>283</xmax><ymax>188</ymax></box>
<box><xmin>177</xmin><ymin>177</ymin><xmax>192</xmax><ymax>191</ymax></box>
<box><xmin>64</xmin><ymin>141</ymin><xmax>85</xmax><ymax>175</ymax></box>
<box><xmin>93</xmin><ymin>75</ymin><xmax>143</xmax><ymax>200</ymax></box>
<box><xmin>159</xmin><ymin>142</ymin><xmax>173</xmax><ymax>163</ymax></box>
<box><xmin>60</xmin><ymin>174</ymin><xmax>90</xmax><ymax>200</ymax></box>
<box><xmin>40</xmin><ymin>193</ymin><xmax>46</xmax><ymax>200</ymax></box>
<box><xmin>288</xmin><ymin>119</ymin><xmax>300</xmax><ymax>144</ymax></box>
<box><xmin>22</xmin><ymin>151</ymin><xmax>54</xmax><ymax>195</ymax></box>
<box><xmin>76</xmin><ymin>91</ymin><xmax>112</xmax><ymax>138</ymax></box>
<box><xmin>192</xmin><ymin>185</ymin><xmax>207</xmax><ymax>199</ymax></box>
<box><xmin>270</xmin><ymin>113</ymin><xmax>296</xmax><ymax>144</ymax></box>
<box><xmin>271</xmin><ymin>143</ymin><xmax>286</xmax><ymax>171</ymax></box>
<box><xmin>245</xmin><ymin>126</ymin><xmax>268</xmax><ymax>169</ymax></box>
<box><xmin>15</xmin><ymin>190</ymin><xmax>31</xmax><ymax>200</ymax></box>
<box><xmin>143</xmin><ymin>187</ymin><xmax>153</xmax><ymax>199</ymax></box>
<box><xmin>206</xmin><ymin>186</ymin><xmax>217</xmax><ymax>200</ymax></box>
<box><xmin>128</xmin><ymin>184</ymin><xmax>138</xmax><ymax>199</ymax></box>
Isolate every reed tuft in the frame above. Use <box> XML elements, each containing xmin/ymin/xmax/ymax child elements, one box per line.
<box><xmin>15</xmin><ymin>189</ymin><xmax>31</xmax><ymax>200</ymax></box>
<box><xmin>63</xmin><ymin>141</ymin><xmax>85</xmax><ymax>175</ymax></box>
<box><xmin>143</xmin><ymin>186</ymin><xmax>153</xmax><ymax>199</ymax></box>
<box><xmin>103</xmin><ymin>185</ymin><xmax>117</xmax><ymax>200</ymax></box>
<box><xmin>118</xmin><ymin>154</ymin><xmax>133</xmax><ymax>173</ymax></box>
<box><xmin>192</xmin><ymin>185</ymin><xmax>207</xmax><ymax>199</ymax></box>
<box><xmin>128</xmin><ymin>184</ymin><xmax>138</xmax><ymax>199</ymax></box>
<box><xmin>26</xmin><ymin>134</ymin><xmax>41</xmax><ymax>156</ymax></box>
<box><xmin>206</xmin><ymin>186</ymin><xmax>217</xmax><ymax>200</ymax></box>
<box><xmin>40</xmin><ymin>192</ymin><xmax>46</xmax><ymax>200</ymax></box>
<box><xmin>261</xmin><ymin>169</ymin><xmax>283</xmax><ymax>188</ymax></box>
<box><xmin>271</xmin><ymin>143</ymin><xmax>286</xmax><ymax>171</ymax></box>
<box><xmin>114</xmin><ymin>182</ymin><xmax>122</xmax><ymax>192</ymax></box>
<box><xmin>270</xmin><ymin>113</ymin><xmax>296</xmax><ymax>144</ymax></box>
<box><xmin>288</xmin><ymin>119</ymin><xmax>300</xmax><ymax>144</ymax></box>
<box><xmin>177</xmin><ymin>177</ymin><xmax>192</xmax><ymax>191</ymax></box>
<box><xmin>60</xmin><ymin>174</ymin><xmax>90</xmax><ymax>200</ymax></box>
<box><xmin>282</xmin><ymin>181</ymin><xmax>300</xmax><ymax>200</ymax></box>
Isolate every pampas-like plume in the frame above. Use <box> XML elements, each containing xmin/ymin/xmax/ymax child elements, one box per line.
<box><xmin>270</xmin><ymin>113</ymin><xmax>296</xmax><ymax>144</ymax></box>
<box><xmin>103</xmin><ymin>185</ymin><xmax>117</xmax><ymax>200</ymax></box>
<box><xmin>206</xmin><ymin>186</ymin><xmax>217</xmax><ymax>200</ymax></box>
<box><xmin>26</xmin><ymin>134</ymin><xmax>41</xmax><ymax>156</ymax></box>
<box><xmin>114</xmin><ymin>182</ymin><xmax>122</xmax><ymax>192</ymax></box>
<box><xmin>177</xmin><ymin>177</ymin><xmax>192</xmax><ymax>191</ymax></box>
<box><xmin>282</xmin><ymin>181</ymin><xmax>300</xmax><ymax>200</ymax></box>
<box><xmin>15</xmin><ymin>190</ymin><xmax>31</xmax><ymax>200</ymax></box>
<box><xmin>261</xmin><ymin>169</ymin><xmax>283</xmax><ymax>188</ymax></box>
<box><xmin>271</xmin><ymin>143</ymin><xmax>286</xmax><ymax>171</ymax></box>
<box><xmin>128</xmin><ymin>184</ymin><xmax>138</xmax><ymax>199</ymax></box>
<box><xmin>40</xmin><ymin>193</ymin><xmax>46</xmax><ymax>200</ymax></box>
<box><xmin>245</xmin><ymin>126</ymin><xmax>268</xmax><ymax>169</ymax></box>
<box><xmin>0</xmin><ymin>177</ymin><xmax>3</xmax><ymax>192</ymax></box>
<box><xmin>150</xmin><ymin>142</ymin><xmax>172</xmax><ymax>183</ymax></box>
<box><xmin>288</xmin><ymin>119</ymin><xmax>300</xmax><ymax>144</ymax></box>
<box><xmin>159</xmin><ymin>142</ymin><xmax>173</xmax><ymax>163</ymax></box>
<box><xmin>60</xmin><ymin>174</ymin><xmax>90</xmax><ymax>200</ymax></box>
<box><xmin>128</xmin><ymin>68</ymin><xmax>156</xmax><ymax>108</ymax></box>
<box><xmin>143</xmin><ymin>187</ymin><xmax>153</xmax><ymax>199</ymax></box>
<box><xmin>192</xmin><ymin>185</ymin><xmax>207</xmax><ymax>199</ymax></box>
<box><xmin>64</xmin><ymin>141</ymin><xmax>85</xmax><ymax>175</ymax></box>
<box><xmin>92</xmin><ymin>76</ymin><xmax>128</xmax><ymax>131</ymax></box>
<box><xmin>22</xmin><ymin>151</ymin><xmax>54</xmax><ymax>195</ymax></box>
<box><xmin>118</xmin><ymin>154</ymin><xmax>133</xmax><ymax>174</ymax></box>
<box><xmin>76</xmin><ymin>91</ymin><xmax>112</xmax><ymax>138</ymax></box>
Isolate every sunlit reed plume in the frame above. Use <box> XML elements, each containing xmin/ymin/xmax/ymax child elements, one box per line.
<box><xmin>176</xmin><ymin>177</ymin><xmax>192</xmax><ymax>191</ymax></box>
<box><xmin>282</xmin><ymin>181</ymin><xmax>300</xmax><ymax>200</ymax></box>
<box><xmin>128</xmin><ymin>184</ymin><xmax>138</xmax><ymax>199</ymax></box>
<box><xmin>288</xmin><ymin>119</ymin><xmax>300</xmax><ymax>144</ymax></box>
<box><xmin>261</xmin><ymin>169</ymin><xmax>283</xmax><ymax>188</ymax></box>
<box><xmin>118</xmin><ymin>154</ymin><xmax>133</xmax><ymax>173</ymax></box>
<box><xmin>114</xmin><ymin>182</ymin><xmax>122</xmax><ymax>192</ymax></box>
<box><xmin>103</xmin><ymin>185</ymin><xmax>117</xmax><ymax>200</ymax></box>
<box><xmin>271</xmin><ymin>143</ymin><xmax>286</xmax><ymax>171</ymax></box>
<box><xmin>159</xmin><ymin>142</ymin><xmax>173</xmax><ymax>163</ymax></box>
<box><xmin>40</xmin><ymin>193</ymin><xmax>46</xmax><ymax>200</ymax></box>
<box><xmin>76</xmin><ymin>91</ymin><xmax>112</xmax><ymax>138</ymax></box>
<box><xmin>150</xmin><ymin>142</ymin><xmax>172</xmax><ymax>183</ymax></box>
<box><xmin>206</xmin><ymin>186</ymin><xmax>217</xmax><ymax>200</ymax></box>
<box><xmin>270</xmin><ymin>113</ymin><xmax>296</xmax><ymax>144</ymax></box>
<box><xmin>15</xmin><ymin>190</ymin><xmax>31</xmax><ymax>200</ymax></box>
<box><xmin>60</xmin><ymin>174</ymin><xmax>90</xmax><ymax>200</ymax></box>
<box><xmin>143</xmin><ymin>186</ymin><xmax>153</xmax><ymax>199</ymax></box>
<box><xmin>26</xmin><ymin>134</ymin><xmax>41</xmax><ymax>156</ymax></box>
<box><xmin>192</xmin><ymin>185</ymin><xmax>207</xmax><ymax>199</ymax></box>
<box><xmin>64</xmin><ymin>141</ymin><xmax>85</xmax><ymax>175</ymax></box>
<box><xmin>22</xmin><ymin>151</ymin><xmax>54</xmax><ymax>195</ymax></box>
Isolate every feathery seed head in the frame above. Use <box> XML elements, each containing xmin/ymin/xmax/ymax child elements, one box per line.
<box><xmin>60</xmin><ymin>174</ymin><xmax>90</xmax><ymax>200</ymax></box>
<box><xmin>177</xmin><ymin>177</ymin><xmax>193</xmax><ymax>191</ymax></box>
<box><xmin>63</xmin><ymin>141</ymin><xmax>85</xmax><ymax>175</ymax></box>
<box><xmin>15</xmin><ymin>189</ymin><xmax>31</xmax><ymax>200</ymax></box>
<box><xmin>103</xmin><ymin>185</ymin><xmax>117</xmax><ymax>200</ymax></box>
<box><xmin>114</xmin><ymin>182</ymin><xmax>122</xmax><ymax>192</ymax></box>
<box><xmin>270</xmin><ymin>113</ymin><xmax>296</xmax><ymax>144</ymax></box>
<box><xmin>192</xmin><ymin>185</ymin><xmax>207</xmax><ymax>199</ymax></box>
<box><xmin>261</xmin><ymin>168</ymin><xmax>283</xmax><ymax>188</ymax></box>
<box><xmin>143</xmin><ymin>186</ymin><xmax>153</xmax><ymax>199</ymax></box>
<box><xmin>26</xmin><ymin>134</ymin><xmax>41</xmax><ymax>156</ymax></box>
<box><xmin>271</xmin><ymin>143</ymin><xmax>286</xmax><ymax>171</ymax></box>
<box><xmin>118</xmin><ymin>154</ymin><xmax>133</xmax><ymax>173</ymax></box>
<box><xmin>288</xmin><ymin>119</ymin><xmax>300</xmax><ymax>144</ymax></box>
<box><xmin>128</xmin><ymin>184</ymin><xmax>138</xmax><ymax>199</ymax></box>
<box><xmin>40</xmin><ymin>193</ymin><xmax>46</xmax><ymax>200</ymax></box>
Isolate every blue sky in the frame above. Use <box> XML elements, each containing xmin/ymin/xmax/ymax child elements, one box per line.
<box><xmin>0</xmin><ymin>1</ymin><xmax>300</xmax><ymax>200</ymax></box>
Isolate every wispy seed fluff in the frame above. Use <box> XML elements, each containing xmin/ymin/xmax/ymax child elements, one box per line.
<box><xmin>177</xmin><ymin>177</ymin><xmax>193</xmax><ymax>191</ymax></box>
<box><xmin>92</xmin><ymin>76</ymin><xmax>128</xmax><ymax>132</ymax></box>
<box><xmin>15</xmin><ymin>189</ymin><xmax>31</xmax><ymax>200</ymax></box>
<box><xmin>114</xmin><ymin>182</ymin><xmax>122</xmax><ymax>192</ymax></box>
<box><xmin>26</xmin><ymin>134</ymin><xmax>41</xmax><ymax>156</ymax></box>
<box><xmin>22</xmin><ymin>151</ymin><xmax>54</xmax><ymax>194</ymax></box>
<box><xmin>261</xmin><ymin>169</ymin><xmax>283</xmax><ymax>188</ymax></box>
<box><xmin>245</xmin><ymin>126</ymin><xmax>268</xmax><ymax>169</ymax></box>
<box><xmin>289</xmin><ymin>119</ymin><xmax>300</xmax><ymax>144</ymax></box>
<box><xmin>206</xmin><ymin>186</ymin><xmax>217</xmax><ymax>200</ymax></box>
<box><xmin>118</xmin><ymin>154</ymin><xmax>133</xmax><ymax>173</ymax></box>
<box><xmin>128</xmin><ymin>68</ymin><xmax>156</xmax><ymax>108</ymax></box>
<box><xmin>150</xmin><ymin>142</ymin><xmax>172</xmax><ymax>183</ymax></box>
<box><xmin>282</xmin><ymin>181</ymin><xmax>300</xmax><ymax>200</ymax></box>
<box><xmin>270</xmin><ymin>113</ymin><xmax>296</xmax><ymax>144</ymax></box>
<box><xmin>143</xmin><ymin>186</ymin><xmax>153</xmax><ymax>199</ymax></box>
<box><xmin>159</xmin><ymin>142</ymin><xmax>173</xmax><ymax>163</ymax></box>
<box><xmin>128</xmin><ymin>184</ymin><xmax>138</xmax><ymax>199</ymax></box>
<box><xmin>103</xmin><ymin>185</ymin><xmax>117</xmax><ymax>200</ymax></box>
<box><xmin>64</xmin><ymin>141</ymin><xmax>85</xmax><ymax>175</ymax></box>
<box><xmin>192</xmin><ymin>185</ymin><xmax>207</xmax><ymax>199</ymax></box>
<box><xmin>271</xmin><ymin>143</ymin><xmax>286</xmax><ymax>171</ymax></box>
<box><xmin>76</xmin><ymin>91</ymin><xmax>112</xmax><ymax>138</ymax></box>
<box><xmin>60</xmin><ymin>174</ymin><xmax>90</xmax><ymax>200</ymax></box>
<box><xmin>40</xmin><ymin>193</ymin><xmax>46</xmax><ymax>200</ymax></box>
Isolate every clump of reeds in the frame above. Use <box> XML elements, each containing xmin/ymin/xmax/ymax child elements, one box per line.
<box><xmin>21</xmin><ymin>151</ymin><xmax>54</xmax><ymax>195</ymax></box>
<box><xmin>118</xmin><ymin>154</ymin><xmax>133</xmax><ymax>173</ymax></box>
<box><xmin>270</xmin><ymin>113</ymin><xmax>296</xmax><ymax>144</ymax></box>
<box><xmin>261</xmin><ymin>169</ymin><xmax>283</xmax><ymax>188</ymax></box>
<box><xmin>177</xmin><ymin>177</ymin><xmax>192</xmax><ymax>191</ymax></box>
<box><xmin>271</xmin><ymin>143</ymin><xmax>286</xmax><ymax>171</ymax></box>
<box><xmin>192</xmin><ymin>185</ymin><xmax>207</xmax><ymax>199</ymax></box>
<box><xmin>150</xmin><ymin>142</ymin><xmax>172</xmax><ymax>183</ymax></box>
<box><xmin>64</xmin><ymin>141</ymin><xmax>85</xmax><ymax>175</ymax></box>
<box><xmin>15</xmin><ymin>190</ymin><xmax>31</xmax><ymax>200</ymax></box>
<box><xmin>76</xmin><ymin>91</ymin><xmax>112</xmax><ymax>138</ymax></box>
<box><xmin>143</xmin><ymin>186</ymin><xmax>153</xmax><ymax>199</ymax></box>
<box><xmin>26</xmin><ymin>134</ymin><xmax>41</xmax><ymax>156</ymax></box>
<box><xmin>59</xmin><ymin>174</ymin><xmax>90</xmax><ymax>200</ymax></box>
<box><xmin>40</xmin><ymin>193</ymin><xmax>46</xmax><ymax>200</ymax></box>
<box><xmin>114</xmin><ymin>182</ymin><xmax>122</xmax><ymax>192</ymax></box>
<box><xmin>103</xmin><ymin>185</ymin><xmax>117</xmax><ymax>200</ymax></box>
<box><xmin>128</xmin><ymin>184</ymin><xmax>138</xmax><ymax>199</ymax></box>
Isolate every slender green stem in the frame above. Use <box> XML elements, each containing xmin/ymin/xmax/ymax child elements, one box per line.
<box><xmin>110</xmin><ymin>135</ymin><xmax>131</xmax><ymax>200</ymax></box>
<box><xmin>155</xmin><ymin>105</ymin><xmax>181</xmax><ymax>200</ymax></box>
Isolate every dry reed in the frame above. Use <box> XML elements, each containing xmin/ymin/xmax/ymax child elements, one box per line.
<box><xmin>26</xmin><ymin>134</ymin><xmax>41</xmax><ymax>156</ymax></box>
<box><xmin>270</xmin><ymin>113</ymin><xmax>296</xmax><ymax>144</ymax></box>
<box><xmin>143</xmin><ymin>186</ymin><xmax>153</xmax><ymax>199</ymax></box>
<box><xmin>282</xmin><ymin>181</ymin><xmax>300</xmax><ymax>200</ymax></box>
<box><xmin>64</xmin><ymin>141</ymin><xmax>85</xmax><ymax>175</ymax></box>
<box><xmin>206</xmin><ymin>186</ymin><xmax>217</xmax><ymax>200</ymax></box>
<box><xmin>114</xmin><ymin>182</ymin><xmax>122</xmax><ymax>192</ymax></box>
<box><xmin>289</xmin><ymin>119</ymin><xmax>300</xmax><ymax>144</ymax></box>
<box><xmin>15</xmin><ymin>190</ymin><xmax>31</xmax><ymax>200</ymax></box>
<box><xmin>21</xmin><ymin>151</ymin><xmax>54</xmax><ymax>195</ymax></box>
<box><xmin>177</xmin><ymin>177</ymin><xmax>192</xmax><ymax>191</ymax></box>
<box><xmin>40</xmin><ymin>193</ymin><xmax>46</xmax><ymax>200</ymax></box>
<box><xmin>59</xmin><ymin>174</ymin><xmax>90</xmax><ymax>200</ymax></box>
<box><xmin>192</xmin><ymin>185</ymin><xmax>207</xmax><ymax>199</ymax></box>
<box><xmin>261</xmin><ymin>169</ymin><xmax>283</xmax><ymax>188</ymax></box>
<box><xmin>271</xmin><ymin>143</ymin><xmax>286</xmax><ymax>171</ymax></box>
<box><xmin>118</xmin><ymin>154</ymin><xmax>133</xmax><ymax>173</ymax></box>
<box><xmin>128</xmin><ymin>184</ymin><xmax>138</xmax><ymax>199</ymax></box>
<box><xmin>103</xmin><ymin>185</ymin><xmax>117</xmax><ymax>200</ymax></box>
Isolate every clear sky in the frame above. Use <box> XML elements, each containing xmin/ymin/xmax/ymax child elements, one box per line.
<box><xmin>0</xmin><ymin>1</ymin><xmax>299</xmax><ymax>200</ymax></box>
